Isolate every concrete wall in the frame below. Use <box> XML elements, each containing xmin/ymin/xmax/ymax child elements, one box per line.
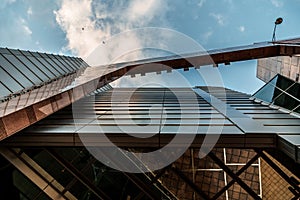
<box><xmin>257</xmin><ymin>56</ymin><xmax>300</xmax><ymax>83</ymax></box>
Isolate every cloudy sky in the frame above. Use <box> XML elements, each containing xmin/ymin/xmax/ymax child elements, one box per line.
<box><xmin>1</xmin><ymin>0</ymin><xmax>300</xmax><ymax>93</ymax></box>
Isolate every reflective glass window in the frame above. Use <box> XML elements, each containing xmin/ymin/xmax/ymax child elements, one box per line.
<box><xmin>66</xmin><ymin>57</ymin><xmax>81</xmax><ymax>69</ymax></box>
<box><xmin>48</xmin><ymin>55</ymin><xmax>73</xmax><ymax>72</ymax></box>
<box><xmin>294</xmin><ymin>106</ymin><xmax>300</xmax><ymax>114</ymax></box>
<box><xmin>3</xmin><ymin>54</ymin><xmax>41</xmax><ymax>84</ymax></box>
<box><xmin>0</xmin><ymin>48</ymin><xmax>10</xmax><ymax>54</ymax></box>
<box><xmin>274</xmin><ymin>92</ymin><xmax>299</xmax><ymax>110</ymax></box>
<box><xmin>62</xmin><ymin>58</ymin><xmax>77</xmax><ymax>70</ymax></box>
<box><xmin>0</xmin><ymin>68</ymin><xmax>23</xmax><ymax>92</ymax></box>
<box><xmin>286</xmin><ymin>83</ymin><xmax>300</xmax><ymax>100</ymax></box>
<box><xmin>253</xmin><ymin>82</ymin><xmax>276</xmax><ymax>103</ymax></box>
<box><xmin>0</xmin><ymin>81</ymin><xmax>12</xmax><ymax>97</ymax></box>
<box><xmin>0</xmin><ymin>55</ymin><xmax>32</xmax><ymax>88</ymax></box>
<box><xmin>70</xmin><ymin>57</ymin><xmax>82</xmax><ymax>68</ymax></box>
<box><xmin>16</xmin><ymin>55</ymin><xmax>49</xmax><ymax>81</ymax></box>
<box><xmin>27</xmin><ymin>56</ymin><xmax>56</xmax><ymax>79</ymax></box>
<box><xmin>276</xmin><ymin>74</ymin><xmax>295</xmax><ymax>90</ymax></box>
<box><xmin>45</xmin><ymin>57</ymin><xmax>66</xmax><ymax>74</ymax></box>
<box><xmin>56</xmin><ymin>56</ymin><xmax>77</xmax><ymax>70</ymax></box>
<box><xmin>36</xmin><ymin>57</ymin><xmax>61</xmax><ymax>76</ymax></box>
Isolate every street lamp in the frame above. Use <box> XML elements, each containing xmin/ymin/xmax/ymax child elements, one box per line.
<box><xmin>272</xmin><ymin>17</ymin><xmax>283</xmax><ymax>42</ymax></box>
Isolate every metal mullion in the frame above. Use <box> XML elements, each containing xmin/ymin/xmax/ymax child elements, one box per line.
<box><xmin>51</xmin><ymin>55</ymin><xmax>74</xmax><ymax>72</ymax></box>
<box><xmin>256</xmin><ymin>149</ymin><xmax>300</xmax><ymax>193</ymax></box>
<box><xmin>46</xmin><ymin>148</ymin><xmax>111</xmax><ymax>200</ymax></box>
<box><xmin>0</xmin><ymin>80</ymin><xmax>13</xmax><ymax>93</ymax></box>
<box><xmin>64</xmin><ymin>56</ymin><xmax>81</xmax><ymax>69</ymax></box>
<box><xmin>18</xmin><ymin>50</ymin><xmax>51</xmax><ymax>80</ymax></box>
<box><xmin>43</xmin><ymin>53</ymin><xmax>68</xmax><ymax>74</ymax></box>
<box><xmin>0</xmin><ymin>64</ymin><xmax>25</xmax><ymax>89</ymax></box>
<box><xmin>6</xmin><ymin>48</ymin><xmax>44</xmax><ymax>83</ymax></box>
<box><xmin>62</xmin><ymin>58</ymin><xmax>78</xmax><ymax>71</ymax></box>
<box><xmin>0</xmin><ymin>53</ymin><xmax>35</xmax><ymax>85</ymax></box>
<box><xmin>170</xmin><ymin>166</ymin><xmax>210</xmax><ymax>200</ymax></box>
<box><xmin>211</xmin><ymin>153</ymin><xmax>260</xmax><ymax>200</ymax></box>
<box><xmin>36</xmin><ymin>52</ymin><xmax>63</xmax><ymax>76</ymax></box>
<box><xmin>38</xmin><ymin>53</ymin><xmax>67</xmax><ymax>75</ymax></box>
<box><xmin>292</xmin><ymin>104</ymin><xmax>300</xmax><ymax>112</ymax></box>
<box><xmin>272</xmin><ymin>87</ymin><xmax>300</xmax><ymax>104</ymax></box>
<box><xmin>252</xmin><ymin>74</ymin><xmax>279</xmax><ymax>97</ymax></box>
<box><xmin>2</xmin><ymin>148</ymin><xmax>71</xmax><ymax>200</ymax></box>
<box><xmin>62</xmin><ymin>157</ymin><xmax>97</xmax><ymax>196</ymax></box>
<box><xmin>208</xmin><ymin>152</ymin><xmax>262</xmax><ymax>200</ymax></box>
<box><xmin>60</xmin><ymin>56</ymin><xmax>77</xmax><ymax>71</ymax></box>
<box><xmin>27</xmin><ymin>51</ymin><xmax>57</xmax><ymax>78</ymax></box>
<box><xmin>78</xmin><ymin>58</ymin><xmax>89</xmax><ymax>68</ymax></box>
<box><xmin>70</xmin><ymin>57</ymin><xmax>85</xmax><ymax>68</ymax></box>
<box><xmin>96</xmin><ymin>149</ymin><xmax>164</xmax><ymax>200</ymax></box>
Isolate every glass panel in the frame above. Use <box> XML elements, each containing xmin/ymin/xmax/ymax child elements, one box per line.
<box><xmin>48</xmin><ymin>55</ymin><xmax>73</xmax><ymax>72</ymax></box>
<box><xmin>253</xmin><ymin>82</ymin><xmax>276</xmax><ymax>102</ymax></box>
<box><xmin>16</xmin><ymin>55</ymin><xmax>49</xmax><ymax>81</ymax></box>
<box><xmin>7</xmin><ymin>49</ymin><xmax>22</xmax><ymax>56</ymax></box>
<box><xmin>62</xmin><ymin>57</ymin><xmax>78</xmax><ymax>70</ymax></box>
<box><xmin>26</xmin><ymin>56</ymin><xmax>56</xmax><ymax>79</ymax></box>
<box><xmin>0</xmin><ymin>68</ymin><xmax>23</xmax><ymax>92</ymax></box>
<box><xmin>274</xmin><ymin>92</ymin><xmax>299</xmax><ymax>110</ymax></box>
<box><xmin>0</xmin><ymin>81</ymin><xmax>12</xmax><ymax>97</ymax></box>
<box><xmin>276</xmin><ymin>74</ymin><xmax>295</xmax><ymax>90</ymax></box>
<box><xmin>56</xmin><ymin>56</ymin><xmax>77</xmax><ymax>70</ymax></box>
<box><xmin>294</xmin><ymin>106</ymin><xmax>300</xmax><ymax>114</ymax></box>
<box><xmin>2</xmin><ymin>54</ymin><xmax>41</xmax><ymax>84</ymax></box>
<box><xmin>0</xmin><ymin>55</ymin><xmax>32</xmax><ymax>88</ymax></box>
<box><xmin>70</xmin><ymin>57</ymin><xmax>83</xmax><ymax>68</ymax></box>
<box><xmin>286</xmin><ymin>83</ymin><xmax>300</xmax><ymax>100</ymax></box>
<box><xmin>36</xmin><ymin>57</ymin><xmax>61</xmax><ymax>76</ymax></box>
<box><xmin>45</xmin><ymin>57</ymin><xmax>66</xmax><ymax>74</ymax></box>
<box><xmin>65</xmin><ymin>57</ymin><xmax>81</xmax><ymax>69</ymax></box>
<box><xmin>0</xmin><ymin>48</ymin><xmax>10</xmax><ymax>54</ymax></box>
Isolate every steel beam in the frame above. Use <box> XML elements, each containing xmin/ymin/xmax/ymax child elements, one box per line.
<box><xmin>256</xmin><ymin>149</ymin><xmax>300</xmax><ymax>197</ymax></box>
<box><xmin>211</xmin><ymin>153</ymin><xmax>260</xmax><ymax>200</ymax></box>
<box><xmin>170</xmin><ymin>166</ymin><xmax>210</xmax><ymax>200</ymax></box>
<box><xmin>0</xmin><ymin>147</ymin><xmax>76</xmax><ymax>200</ymax></box>
<box><xmin>208</xmin><ymin>151</ymin><xmax>262</xmax><ymax>200</ymax></box>
<box><xmin>46</xmin><ymin>148</ymin><xmax>111</xmax><ymax>200</ymax></box>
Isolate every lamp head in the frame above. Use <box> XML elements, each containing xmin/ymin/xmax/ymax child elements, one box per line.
<box><xmin>275</xmin><ymin>17</ymin><xmax>283</xmax><ymax>25</ymax></box>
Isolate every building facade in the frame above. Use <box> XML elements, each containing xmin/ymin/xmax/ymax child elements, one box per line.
<box><xmin>0</xmin><ymin>44</ymin><xmax>299</xmax><ymax>199</ymax></box>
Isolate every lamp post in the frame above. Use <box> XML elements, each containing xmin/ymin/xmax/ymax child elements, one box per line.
<box><xmin>272</xmin><ymin>17</ymin><xmax>283</xmax><ymax>43</ymax></box>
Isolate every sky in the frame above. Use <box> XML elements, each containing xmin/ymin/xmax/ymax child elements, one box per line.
<box><xmin>1</xmin><ymin>0</ymin><xmax>300</xmax><ymax>94</ymax></box>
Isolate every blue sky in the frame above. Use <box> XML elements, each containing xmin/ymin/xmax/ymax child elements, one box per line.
<box><xmin>1</xmin><ymin>0</ymin><xmax>300</xmax><ymax>94</ymax></box>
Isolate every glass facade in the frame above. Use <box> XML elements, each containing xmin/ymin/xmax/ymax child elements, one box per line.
<box><xmin>0</xmin><ymin>86</ymin><xmax>300</xmax><ymax>199</ymax></box>
<box><xmin>253</xmin><ymin>74</ymin><xmax>300</xmax><ymax>114</ymax></box>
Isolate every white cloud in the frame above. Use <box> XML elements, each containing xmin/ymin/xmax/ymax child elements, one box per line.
<box><xmin>23</xmin><ymin>25</ymin><xmax>32</xmax><ymax>35</ymax></box>
<box><xmin>27</xmin><ymin>7</ymin><xmax>33</xmax><ymax>16</ymax></box>
<box><xmin>270</xmin><ymin>0</ymin><xmax>283</xmax><ymax>7</ymax></box>
<box><xmin>54</xmin><ymin>0</ymin><xmax>168</xmax><ymax>59</ymax></box>
<box><xmin>197</xmin><ymin>0</ymin><xmax>206</xmax><ymax>7</ymax></box>
<box><xmin>19</xmin><ymin>18</ymin><xmax>32</xmax><ymax>35</ymax></box>
<box><xmin>209</xmin><ymin>13</ymin><xmax>225</xmax><ymax>26</ymax></box>
<box><xmin>239</xmin><ymin>26</ymin><xmax>245</xmax><ymax>32</ymax></box>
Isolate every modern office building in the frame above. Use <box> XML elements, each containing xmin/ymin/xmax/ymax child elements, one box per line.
<box><xmin>0</xmin><ymin>41</ymin><xmax>299</xmax><ymax>200</ymax></box>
